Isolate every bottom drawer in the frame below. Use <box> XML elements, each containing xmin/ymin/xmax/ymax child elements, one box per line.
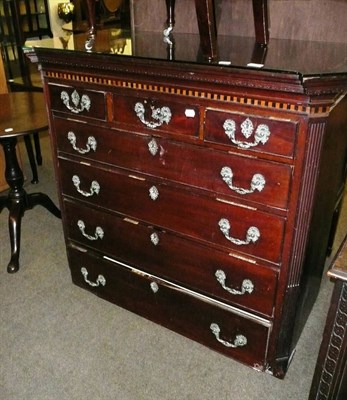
<box><xmin>67</xmin><ymin>244</ymin><xmax>271</xmax><ymax>370</ymax></box>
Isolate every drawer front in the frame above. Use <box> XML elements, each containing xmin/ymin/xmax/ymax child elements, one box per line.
<box><xmin>54</xmin><ymin>117</ymin><xmax>292</xmax><ymax>210</ymax></box>
<box><xmin>205</xmin><ymin>109</ymin><xmax>297</xmax><ymax>159</ymax></box>
<box><xmin>112</xmin><ymin>93</ymin><xmax>200</xmax><ymax>137</ymax></box>
<box><xmin>64</xmin><ymin>199</ymin><xmax>278</xmax><ymax>316</ymax></box>
<box><xmin>67</xmin><ymin>245</ymin><xmax>270</xmax><ymax>369</ymax></box>
<box><xmin>48</xmin><ymin>84</ymin><xmax>106</xmax><ymax>120</ymax></box>
<box><xmin>60</xmin><ymin>159</ymin><xmax>285</xmax><ymax>264</ymax></box>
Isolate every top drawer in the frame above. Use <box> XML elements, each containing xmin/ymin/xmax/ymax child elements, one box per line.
<box><xmin>205</xmin><ymin>109</ymin><xmax>298</xmax><ymax>159</ymax></box>
<box><xmin>48</xmin><ymin>84</ymin><xmax>107</xmax><ymax>121</ymax></box>
<box><xmin>112</xmin><ymin>93</ymin><xmax>200</xmax><ymax>137</ymax></box>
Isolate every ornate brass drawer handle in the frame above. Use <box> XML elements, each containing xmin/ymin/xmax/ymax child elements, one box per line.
<box><xmin>215</xmin><ymin>269</ymin><xmax>254</xmax><ymax>295</ymax></box>
<box><xmin>220</xmin><ymin>167</ymin><xmax>266</xmax><ymax>195</ymax></box>
<box><xmin>210</xmin><ymin>323</ymin><xmax>247</xmax><ymax>348</ymax></box>
<box><xmin>67</xmin><ymin>131</ymin><xmax>97</xmax><ymax>154</ymax></box>
<box><xmin>134</xmin><ymin>101</ymin><xmax>172</xmax><ymax>129</ymax></box>
<box><xmin>223</xmin><ymin>117</ymin><xmax>271</xmax><ymax>149</ymax></box>
<box><xmin>218</xmin><ymin>218</ymin><xmax>260</xmax><ymax>245</ymax></box>
<box><xmin>77</xmin><ymin>220</ymin><xmax>104</xmax><ymax>241</ymax></box>
<box><xmin>81</xmin><ymin>267</ymin><xmax>106</xmax><ymax>287</ymax></box>
<box><xmin>60</xmin><ymin>90</ymin><xmax>91</xmax><ymax>114</ymax></box>
<box><xmin>72</xmin><ymin>175</ymin><xmax>100</xmax><ymax>197</ymax></box>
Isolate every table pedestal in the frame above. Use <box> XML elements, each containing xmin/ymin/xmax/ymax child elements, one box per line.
<box><xmin>0</xmin><ymin>136</ymin><xmax>61</xmax><ymax>273</ymax></box>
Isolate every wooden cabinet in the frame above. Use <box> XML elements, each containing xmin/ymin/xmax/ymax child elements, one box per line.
<box><xmin>31</xmin><ymin>29</ymin><xmax>347</xmax><ymax>379</ymax></box>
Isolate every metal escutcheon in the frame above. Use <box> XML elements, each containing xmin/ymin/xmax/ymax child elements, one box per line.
<box><xmin>150</xmin><ymin>232</ymin><xmax>160</xmax><ymax>246</ymax></box>
<box><xmin>150</xmin><ymin>282</ymin><xmax>159</xmax><ymax>293</ymax></box>
<box><xmin>149</xmin><ymin>186</ymin><xmax>159</xmax><ymax>201</ymax></box>
<box><xmin>148</xmin><ymin>138</ymin><xmax>159</xmax><ymax>156</ymax></box>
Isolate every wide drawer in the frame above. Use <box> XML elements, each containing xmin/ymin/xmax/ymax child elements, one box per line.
<box><xmin>59</xmin><ymin>158</ymin><xmax>285</xmax><ymax>264</ymax></box>
<box><xmin>64</xmin><ymin>199</ymin><xmax>278</xmax><ymax>317</ymax></box>
<box><xmin>205</xmin><ymin>109</ymin><xmax>298</xmax><ymax>159</ymax></box>
<box><xmin>48</xmin><ymin>84</ymin><xmax>107</xmax><ymax>120</ymax></box>
<box><xmin>67</xmin><ymin>244</ymin><xmax>271</xmax><ymax>369</ymax></box>
<box><xmin>112</xmin><ymin>92</ymin><xmax>200</xmax><ymax>137</ymax></box>
<box><xmin>54</xmin><ymin>117</ymin><xmax>292</xmax><ymax>210</ymax></box>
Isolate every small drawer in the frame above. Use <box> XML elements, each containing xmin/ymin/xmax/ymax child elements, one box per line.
<box><xmin>112</xmin><ymin>93</ymin><xmax>200</xmax><ymax>137</ymax></box>
<box><xmin>67</xmin><ymin>244</ymin><xmax>271</xmax><ymax>370</ymax></box>
<box><xmin>48</xmin><ymin>84</ymin><xmax>106</xmax><ymax>120</ymax></box>
<box><xmin>60</xmin><ymin>159</ymin><xmax>285</xmax><ymax>264</ymax></box>
<box><xmin>204</xmin><ymin>109</ymin><xmax>297</xmax><ymax>159</ymax></box>
<box><xmin>64</xmin><ymin>199</ymin><xmax>278</xmax><ymax>317</ymax></box>
<box><xmin>53</xmin><ymin>117</ymin><xmax>292</xmax><ymax>211</ymax></box>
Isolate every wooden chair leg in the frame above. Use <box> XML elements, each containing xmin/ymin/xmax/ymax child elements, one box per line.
<box><xmin>32</xmin><ymin>132</ymin><xmax>42</xmax><ymax>165</ymax></box>
<box><xmin>194</xmin><ymin>0</ymin><xmax>218</xmax><ymax>60</ymax></box>
<box><xmin>252</xmin><ymin>0</ymin><xmax>269</xmax><ymax>45</ymax></box>
<box><xmin>23</xmin><ymin>135</ymin><xmax>39</xmax><ymax>184</ymax></box>
<box><xmin>165</xmin><ymin>0</ymin><xmax>176</xmax><ymax>33</ymax></box>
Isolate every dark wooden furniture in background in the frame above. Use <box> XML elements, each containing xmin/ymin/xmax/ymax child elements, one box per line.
<box><xmin>131</xmin><ymin>0</ymin><xmax>347</xmax><ymax>44</ymax></box>
<box><xmin>0</xmin><ymin>0</ymin><xmax>52</xmax><ymax>86</ymax></box>
<box><xmin>71</xmin><ymin>0</ymin><xmax>130</xmax><ymax>34</ymax></box>
<box><xmin>164</xmin><ymin>0</ymin><xmax>269</xmax><ymax>59</ymax></box>
<box><xmin>0</xmin><ymin>0</ymin><xmax>52</xmax><ymax>185</ymax></box>
<box><xmin>309</xmin><ymin>235</ymin><xmax>347</xmax><ymax>400</ymax></box>
<box><xmin>29</xmin><ymin>22</ymin><xmax>347</xmax><ymax>378</ymax></box>
<box><xmin>193</xmin><ymin>0</ymin><xmax>218</xmax><ymax>59</ymax></box>
<box><xmin>0</xmin><ymin>92</ymin><xmax>61</xmax><ymax>273</ymax></box>
<box><xmin>0</xmin><ymin>44</ymin><xmax>43</xmax><ymax>184</ymax></box>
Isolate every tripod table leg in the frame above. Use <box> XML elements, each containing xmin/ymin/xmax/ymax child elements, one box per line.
<box><xmin>7</xmin><ymin>201</ymin><xmax>23</xmax><ymax>273</ymax></box>
<box><xmin>27</xmin><ymin>192</ymin><xmax>61</xmax><ymax>219</ymax></box>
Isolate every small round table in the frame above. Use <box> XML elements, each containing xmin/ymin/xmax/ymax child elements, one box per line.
<box><xmin>0</xmin><ymin>92</ymin><xmax>61</xmax><ymax>273</ymax></box>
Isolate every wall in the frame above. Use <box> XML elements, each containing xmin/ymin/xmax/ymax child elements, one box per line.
<box><xmin>131</xmin><ymin>0</ymin><xmax>347</xmax><ymax>43</ymax></box>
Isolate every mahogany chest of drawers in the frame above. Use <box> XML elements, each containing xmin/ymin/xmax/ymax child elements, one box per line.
<box><xmin>32</xmin><ymin>31</ymin><xmax>347</xmax><ymax>378</ymax></box>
